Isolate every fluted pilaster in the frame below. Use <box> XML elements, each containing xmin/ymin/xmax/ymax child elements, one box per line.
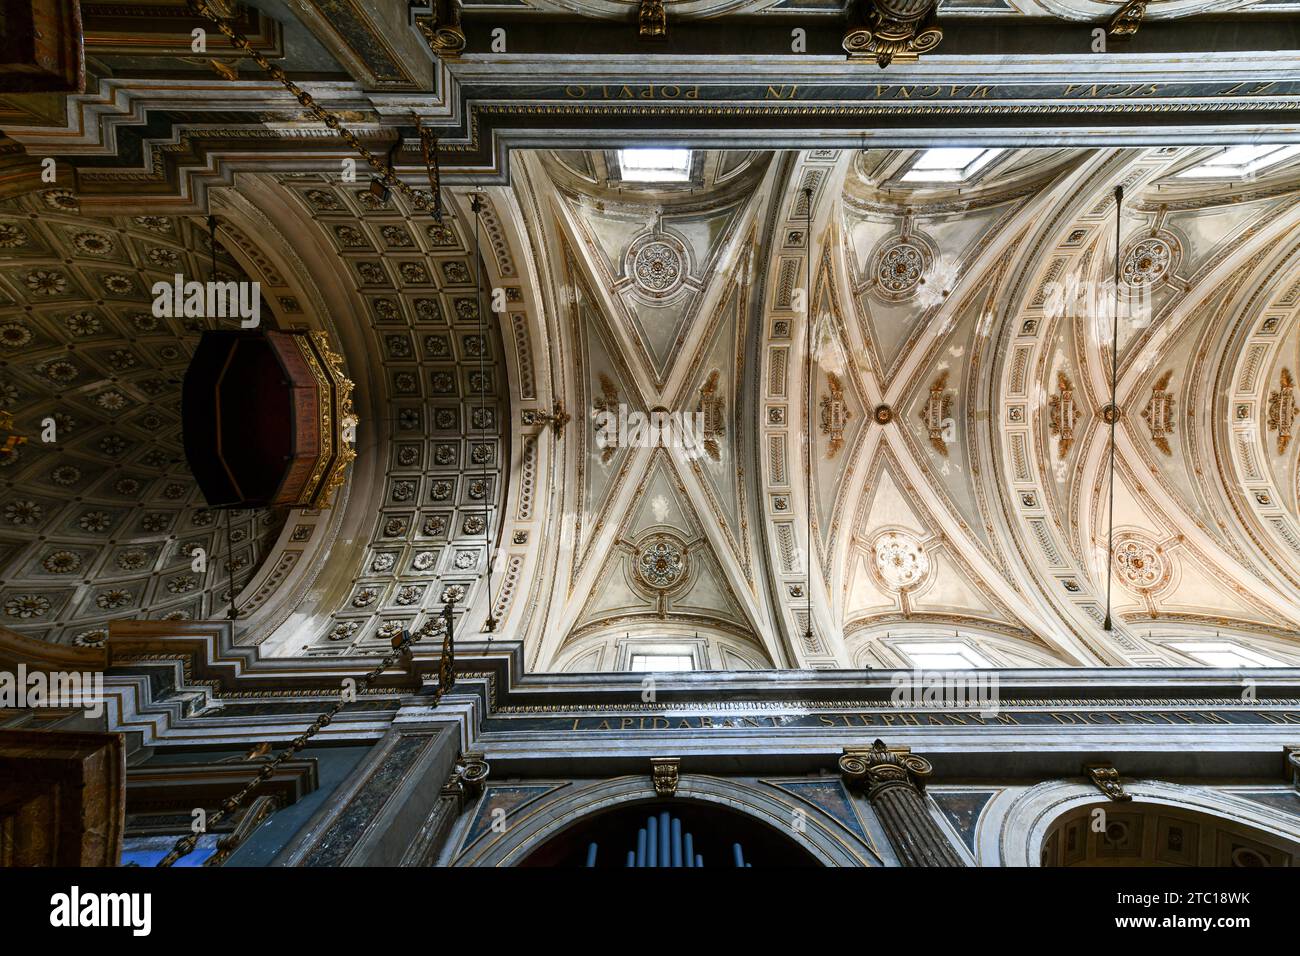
<box><xmin>840</xmin><ymin>740</ymin><xmax>965</xmax><ymax>867</ymax></box>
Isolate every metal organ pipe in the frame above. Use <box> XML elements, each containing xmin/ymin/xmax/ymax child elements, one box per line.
<box><xmin>588</xmin><ymin>813</ymin><xmax>749</xmax><ymax>867</ymax></box>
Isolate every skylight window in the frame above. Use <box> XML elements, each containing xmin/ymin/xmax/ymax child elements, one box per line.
<box><xmin>1169</xmin><ymin>642</ymin><xmax>1284</xmax><ymax>667</ymax></box>
<box><xmin>618</xmin><ymin>148</ymin><xmax>692</xmax><ymax>183</ymax></box>
<box><xmin>630</xmin><ymin>653</ymin><xmax>695</xmax><ymax>672</ymax></box>
<box><xmin>901</xmin><ymin>148</ymin><xmax>1003</xmax><ymax>183</ymax></box>
<box><xmin>897</xmin><ymin>642</ymin><xmax>993</xmax><ymax>669</ymax></box>
<box><xmin>1174</xmin><ymin>145</ymin><xmax>1300</xmax><ymax>179</ymax></box>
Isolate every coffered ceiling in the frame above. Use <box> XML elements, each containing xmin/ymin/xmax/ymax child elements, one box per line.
<box><xmin>0</xmin><ymin>191</ymin><xmax>286</xmax><ymax>646</ymax></box>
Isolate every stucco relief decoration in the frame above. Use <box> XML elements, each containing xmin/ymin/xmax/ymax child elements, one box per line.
<box><xmin>1113</xmin><ymin>533</ymin><xmax>1172</xmax><ymax>595</ymax></box>
<box><xmin>636</xmin><ymin>537</ymin><xmax>687</xmax><ymax>591</ymax></box>
<box><xmin>626</xmin><ymin>228</ymin><xmax>689</xmax><ymax>300</ymax></box>
<box><xmin>593</xmin><ymin>373</ymin><xmax>620</xmax><ymax>464</ymax></box>
<box><xmin>921</xmin><ymin>371</ymin><xmax>953</xmax><ymax>456</ymax></box>
<box><xmin>1266</xmin><ymin>368</ymin><xmax>1295</xmax><ymax>455</ymax></box>
<box><xmin>1048</xmin><ymin>372</ymin><xmax>1077</xmax><ymax>456</ymax></box>
<box><xmin>1121</xmin><ymin>232</ymin><xmax>1179</xmax><ymax>289</ymax></box>
<box><xmin>820</xmin><ymin>372</ymin><xmax>852</xmax><ymax>458</ymax></box>
<box><xmin>1142</xmin><ymin>370</ymin><xmax>1176</xmax><ymax>456</ymax></box>
<box><xmin>871</xmin><ymin>233</ymin><xmax>934</xmax><ymax>301</ymax></box>
<box><xmin>698</xmin><ymin>370</ymin><xmax>725</xmax><ymax>462</ymax></box>
<box><xmin>872</xmin><ymin>531</ymin><xmax>931</xmax><ymax>591</ymax></box>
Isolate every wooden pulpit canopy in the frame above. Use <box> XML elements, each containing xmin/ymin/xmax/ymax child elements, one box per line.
<box><xmin>0</xmin><ymin>0</ymin><xmax>85</xmax><ymax>93</ymax></box>
<box><xmin>182</xmin><ymin>329</ymin><xmax>357</xmax><ymax>509</ymax></box>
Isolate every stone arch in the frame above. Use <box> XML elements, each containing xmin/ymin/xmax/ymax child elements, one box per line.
<box><xmin>451</xmin><ymin>773</ymin><xmax>878</xmax><ymax>866</ymax></box>
<box><xmin>978</xmin><ymin>779</ymin><xmax>1300</xmax><ymax>867</ymax></box>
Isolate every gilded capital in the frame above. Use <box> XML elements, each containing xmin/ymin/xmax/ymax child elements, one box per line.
<box><xmin>840</xmin><ymin>739</ymin><xmax>934</xmax><ymax>796</ymax></box>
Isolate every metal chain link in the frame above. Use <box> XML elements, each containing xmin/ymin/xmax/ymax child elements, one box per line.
<box><xmin>187</xmin><ymin>0</ymin><xmax>443</xmax><ymax>218</ymax></box>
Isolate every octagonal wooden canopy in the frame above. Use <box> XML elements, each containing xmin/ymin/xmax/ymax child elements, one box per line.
<box><xmin>182</xmin><ymin>329</ymin><xmax>355</xmax><ymax>509</ymax></box>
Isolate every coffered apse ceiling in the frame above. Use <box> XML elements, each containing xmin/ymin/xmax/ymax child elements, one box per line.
<box><xmin>4</xmin><ymin>145</ymin><xmax>1300</xmax><ymax>673</ymax></box>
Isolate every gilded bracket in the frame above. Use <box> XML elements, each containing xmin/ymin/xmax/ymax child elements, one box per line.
<box><xmin>639</xmin><ymin>0</ymin><xmax>667</xmax><ymax>39</ymax></box>
<box><xmin>1085</xmin><ymin>762</ymin><xmax>1132</xmax><ymax>801</ymax></box>
<box><xmin>651</xmin><ymin>757</ymin><xmax>680</xmax><ymax>796</ymax></box>
<box><xmin>1106</xmin><ymin>0</ymin><xmax>1148</xmax><ymax>39</ymax></box>
<box><xmin>521</xmin><ymin>401</ymin><xmax>571</xmax><ymax>437</ymax></box>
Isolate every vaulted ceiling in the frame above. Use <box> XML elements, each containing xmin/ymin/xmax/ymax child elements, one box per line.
<box><xmin>481</xmin><ymin>145</ymin><xmax>1300</xmax><ymax>671</ymax></box>
<box><xmin>4</xmin><ymin>145</ymin><xmax>1300</xmax><ymax>671</ymax></box>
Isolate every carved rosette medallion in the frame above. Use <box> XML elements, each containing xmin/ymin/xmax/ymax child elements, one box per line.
<box><xmin>872</xmin><ymin>530</ymin><xmax>931</xmax><ymax>591</ymax></box>
<box><xmin>871</xmin><ymin>235</ymin><xmax>933</xmax><ymax>300</ymax></box>
<box><xmin>819</xmin><ymin>372</ymin><xmax>852</xmax><ymax>458</ymax></box>
<box><xmin>637</xmin><ymin>537</ymin><xmax>687</xmax><ymax>590</ymax></box>
<box><xmin>1266</xmin><ymin>368</ymin><xmax>1296</xmax><ymax>455</ymax></box>
<box><xmin>1121</xmin><ymin>233</ymin><xmax>1179</xmax><ymax>289</ymax></box>
<box><xmin>626</xmin><ymin>230</ymin><xmax>689</xmax><ymax>300</ymax></box>
<box><xmin>1112</xmin><ymin>533</ymin><xmax>1171</xmax><ymax>595</ymax></box>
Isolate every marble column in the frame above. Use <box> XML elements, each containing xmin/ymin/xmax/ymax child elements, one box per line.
<box><xmin>840</xmin><ymin>740</ymin><xmax>965</xmax><ymax>867</ymax></box>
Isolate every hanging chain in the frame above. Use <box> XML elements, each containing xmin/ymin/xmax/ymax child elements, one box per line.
<box><xmin>155</xmin><ymin>616</ymin><xmax>457</xmax><ymax>867</ymax></box>
<box><xmin>471</xmin><ymin>195</ymin><xmax>497</xmax><ymax>633</ymax></box>
<box><xmin>803</xmin><ymin>187</ymin><xmax>814</xmax><ymax>646</ymax></box>
<box><xmin>1103</xmin><ymin>184</ymin><xmax>1123</xmax><ymax>632</ymax></box>
<box><xmin>187</xmin><ymin>0</ymin><xmax>443</xmax><ymax>219</ymax></box>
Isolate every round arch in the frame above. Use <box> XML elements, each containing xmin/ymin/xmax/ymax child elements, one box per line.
<box><xmin>978</xmin><ymin>780</ymin><xmax>1300</xmax><ymax>867</ymax></box>
<box><xmin>451</xmin><ymin>774</ymin><xmax>877</xmax><ymax>866</ymax></box>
